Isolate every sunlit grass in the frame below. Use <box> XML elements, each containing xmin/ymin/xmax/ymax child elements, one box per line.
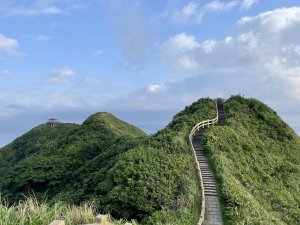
<box><xmin>0</xmin><ymin>195</ymin><xmax>137</xmax><ymax>225</ymax></box>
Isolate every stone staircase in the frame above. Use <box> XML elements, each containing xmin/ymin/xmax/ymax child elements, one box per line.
<box><xmin>192</xmin><ymin>99</ymin><xmax>225</xmax><ymax>225</ymax></box>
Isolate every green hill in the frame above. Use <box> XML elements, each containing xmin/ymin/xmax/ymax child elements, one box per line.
<box><xmin>0</xmin><ymin>99</ymin><xmax>216</xmax><ymax>224</ymax></box>
<box><xmin>1</xmin><ymin>97</ymin><xmax>299</xmax><ymax>225</ymax></box>
<box><xmin>202</xmin><ymin>96</ymin><xmax>300</xmax><ymax>225</ymax></box>
<box><xmin>0</xmin><ymin>112</ymin><xmax>146</xmax><ymax>203</ymax></box>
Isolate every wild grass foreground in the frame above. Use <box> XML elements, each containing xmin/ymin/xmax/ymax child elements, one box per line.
<box><xmin>0</xmin><ymin>196</ymin><xmax>136</xmax><ymax>225</ymax></box>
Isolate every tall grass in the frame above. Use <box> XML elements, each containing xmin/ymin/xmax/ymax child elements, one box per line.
<box><xmin>0</xmin><ymin>195</ymin><xmax>96</xmax><ymax>225</ymax></box>
<box><xmin>0</xmin><ymin>195</ymin><xmax>138</xmax><ymax>225</ymax></box>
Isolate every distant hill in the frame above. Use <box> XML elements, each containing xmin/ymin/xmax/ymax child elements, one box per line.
<box><xmin>202</xmin><ymin>96</ymin><xmax>300</xmax><ymax>225</ymax></box>
<box><xmin>0</xmin><ymin>112</ymin><xmax>146</xmax><ymax>203</ymax></box>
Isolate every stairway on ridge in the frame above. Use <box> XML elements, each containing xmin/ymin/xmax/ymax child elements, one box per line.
<box><xmin>217</xmin><ymin>99</ymin><xmax>226</xmax><ymax>126</ymax></box>
<box><xmin>192</xmin><ymin>100</ymin><xmax>225</xmax><ymax>225</ymax></box>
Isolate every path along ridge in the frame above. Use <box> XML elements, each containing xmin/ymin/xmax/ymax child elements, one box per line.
<box><xmin>191</xmin><ymin>100</ymin><xmax>225</xmax><ymax>225</ymax></box>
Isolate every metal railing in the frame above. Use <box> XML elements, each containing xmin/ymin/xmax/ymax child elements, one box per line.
<box><xmin>189</xmin><ymin>100</ymin><xmax>219</xmax><ymax>225</ymax></box>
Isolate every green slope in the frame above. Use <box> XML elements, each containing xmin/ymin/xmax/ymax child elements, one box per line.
<box><xmin>103</xmin><ymin>98</ymin><xmax>217</xmax><ymax>224</ymax></box>
<box><xmin>0</xmin><ymin>98</ymin><xmax>217</xmax><ymax>225</ymax></box>
<box><xmin>202</xmin><ymin>96</ymin><xmax>300</xmax><ymax>225</ymax></box>
<box><xmin>0</xmin><ymin>112</ymin><xmax>146</xmax><ymax>203</ymax></box>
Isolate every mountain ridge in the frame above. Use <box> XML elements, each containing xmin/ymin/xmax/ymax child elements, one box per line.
<box><xmin>0</xmin><ymin>96</ymin><xmax>299</xmax><ymax>225</ymax></box>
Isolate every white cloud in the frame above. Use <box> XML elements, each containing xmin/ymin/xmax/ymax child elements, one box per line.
<box><xmin>178</xmin><ymin>56</ymin><xmax>199</xmax><ymax>71</ymax></box>
<box><xmin>0</xmin><ymin>0</ymin><xmax>86</xmax><ymax>17</ymax></box>
<box><xmin>172</xmin><ymin>0</ymin><xmax>239</xmax><ymax>24</ymax></box>
<box><xmin>45</xmin><ymin>67</ymin><xmax>75</xmax><ymax>84</ymax></box>
<box><xmin>238</xmin><ymin>7</ymin><xmax>300</xmax><ymax>33</ymax></box>
<box><xmin>201</xmin><ymin>39</ymin><xmax>218</xmax><ymax>53</ymax></box>
<box><xmin>181</xmin><ymin>2</ymin><xmax>199</xmax><ymax>17</ymax></box>
<box><xmin>205</xmin><ymin>0</ymin><xmax>239</xmax><ymax>12</ymax></box>
<box><xmin>162</xmin><ymin>33</ymin><xmax>199</xmax><ymax>52</ymax></box>
<box><xmin>161</xmin><ymin>33</ymin><xmax>201</xmax><ymax>72</ymax></box>
<box><xmin>0</xmin><ymin>34</ymin><xmax>19</xmax><ymax>55</ymax></box>
<box><xmin>160</xmin><ymin>7</ymin><xmax>300</xmax><ymax>103</ymax></box>
<box><xmin>237</xmin><ymin>32</ymin><xmax>257</xmax><ymax>51</ymax></box>
<box><xmin>0</xmin><ymin>70</ymin><xmax>9</xmax><ymax>78</ymax></box>
<box><xmin>81</xmin><ymin>76</ymin><xmax>102</xmax><ymax>85</ymax></box>
<box><xmin>147</xmin><ymin>84</ymin><xmax>166</xmax><ymax>93</ymax></box>
<box><xmin>6</xmin><ymin>6</ymin><xmax>64</xmax><ymax>16</ymax></box>
<box><xmin>36</xmin><ymin>35</ymin><xmax>52</xmax><ymax>42</ymax></box>
<box><xmin>241</xmin><ymin>0</ymin><xmax>258</xmax><ymax>10</ymax></box>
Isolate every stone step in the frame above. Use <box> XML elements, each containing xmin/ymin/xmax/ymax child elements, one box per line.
<box><xmin>205</xmin><ymin>186</ymin><xmax>216</xmax><ymax>190</ymax></box>
<box><xmin>200</xmin><ymin>168</ymin><xmax>211</xmax><ymax>171</ymax></box>
<box><xmin>198</xmin><ymin>159</ymin><xmax>207</xmax><ymax>162</ymax></box>
<box><xmin>202</xmin><ymin>174</ymin><xmax>213</xmax><ymax>177</ymax></box>
<box><xmin>201</xmin><ymin>170</ymin><xmax>212</xmax><ymax>173</ymax></box>
<box><xmin>202</xmin><ymin>172</ymin><xmax>213</xmax><ymax>175</ymax></box>
<box><xmin>205</xmin><ymin>191</ymin><xmax>218</xmax><ymax>194</ymax></box>
<box><xmin>195</xmin><ymin>150</ymin><xmax>204</xmax><ymax>153</ymax></box>
<box><xmin>205</xmin><ymin>190</ymin><xmax>218</xmax><ymax>194</ymax></box>
<box><xmin>205</xmin><ymin>186</ymin><xmax>217</xmax><ymax>191</ymax></box>
<box><xmin>203</xmin><ymin>180</ymin><xmax>215</xmax><ymax>183</ymax></box>
<box><xmin>195</xmin><ymin>150</ymin><xmax>203</xmax><ymax>152</ymax></box>
<box><xmin>201</xmin><ymin>168</ymin><xmax>212</xmax><ymax>171</ymax></box>
<box><xmin>205</xmin><ymin>192</ymin><xmax>218</xmax><ymax>196</ymax></box>
<box><xmin>204</xmin><ymin>182</ymin><xmax>216</xmax><ymax>186</ymax></box>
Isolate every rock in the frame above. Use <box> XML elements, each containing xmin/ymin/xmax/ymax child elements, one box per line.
<box><xmin>49</xmin><ymin>220</ymin><xmax>65</xmax><ymax>225</ymax></box>
<box><xmin>95</xmin><ymin>214</ymin><xmax>108</xmax><ymax>224</ymax></box>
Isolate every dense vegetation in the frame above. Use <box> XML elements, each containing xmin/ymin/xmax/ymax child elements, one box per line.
<box><xmin>0</xmin><ymin>112</ymin><xmax>146</xmax><ymax>204</ymax></box>
<box><xmin>202</xmin><ymin>96</ymin><xmax>300</xmax><ymax>225</ymax></box>
<box><xmin>0</xmin><ymin>99</ymin><xmax>217</xmax><ymax>224</ymax></box>
<box><xmin>2</xmin><ymin>96</ymin><xmax>298</xmax><ymax>224</ymax></box>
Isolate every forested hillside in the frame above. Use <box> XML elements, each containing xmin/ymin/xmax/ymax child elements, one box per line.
<box><xmin>0</xmin><ymin>112</ymin><xmax>146</xmax><ymax>203</ymax></box>
<box><xmin>202</xmin><ymin>96</ymin><xmax>300</xmax><ymax>225</ymax></box>
<box><xmin>0</xmin><ymin>99</ymin><xmax>217</xmax><ymax>224</ymax></box>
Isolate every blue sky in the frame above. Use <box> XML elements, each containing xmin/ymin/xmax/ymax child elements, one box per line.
<box><xmin>1</xmin><ymin>0</ymin><xmax>300</xmax><ymax>146</ymax></box>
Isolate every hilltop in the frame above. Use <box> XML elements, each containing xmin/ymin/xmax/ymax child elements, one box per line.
<box><xmin>203</xmin><ymin>96</ymin><xmax>300</xmax><ymax>225</ymax></box>
<box><xmin>0</xmin><ymin>112</ymin><xmax>146</xmax><ymax>203</ymax></box>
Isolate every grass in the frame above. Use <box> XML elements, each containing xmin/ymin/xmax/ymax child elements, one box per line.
<box><xmin>0</xmin><ymin>195</ymin><xmax>137</xmax><ymax>225</ymax></box>
<box><xmin>202</xmin><ymin>96</ymin><xmax>300</xmax><ymax>225</ymax></box>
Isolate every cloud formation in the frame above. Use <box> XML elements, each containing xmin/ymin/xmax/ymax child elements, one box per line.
<box><xmin>0</xmin><ymin>0</ymin><xmax>84</xmax><ymax>16</ymax></box>
<box><xmin>0</xmin><ymin>34</ymin><xmax>19</xmax><ymax>55</ymax></box>
<box><xmin>161</xmin><ymin>7</ymin><xmax>300</xmax><ymax>101</ymax></box>
<box><xmin>36</xmin><ymin>35</ymin><xmax>52</xmax><ymax>42</ymax></box>
<box><xmin>241</xmin><ymin>0</ymin><xmax>258</xmax><ymax>10</ymax></box>
<box><xmin>45</xmin><ymin>67</ymin><xmax>75</xmax><ymax>84</ymax></box>
<box><xmin>101</xmin><ymin>6</ymin><xmax>300</xmax><ymax>135</ymax></box>
<box><xmin>171</xmin><ymin>0</ymin><xmax>257</xmax><ymax>24</ymax></box>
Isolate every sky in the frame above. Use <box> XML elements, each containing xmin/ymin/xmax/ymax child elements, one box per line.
<box><xmin>1</xmin><ymin>0</ymin><xmax>300</xmax><ymax>146</ymax></box>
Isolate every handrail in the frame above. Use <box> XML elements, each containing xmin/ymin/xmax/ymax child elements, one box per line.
<box><xmin>189</xmin><ymin>100</ymin><xmax>219</xmax><ymax>225</ymax></box>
